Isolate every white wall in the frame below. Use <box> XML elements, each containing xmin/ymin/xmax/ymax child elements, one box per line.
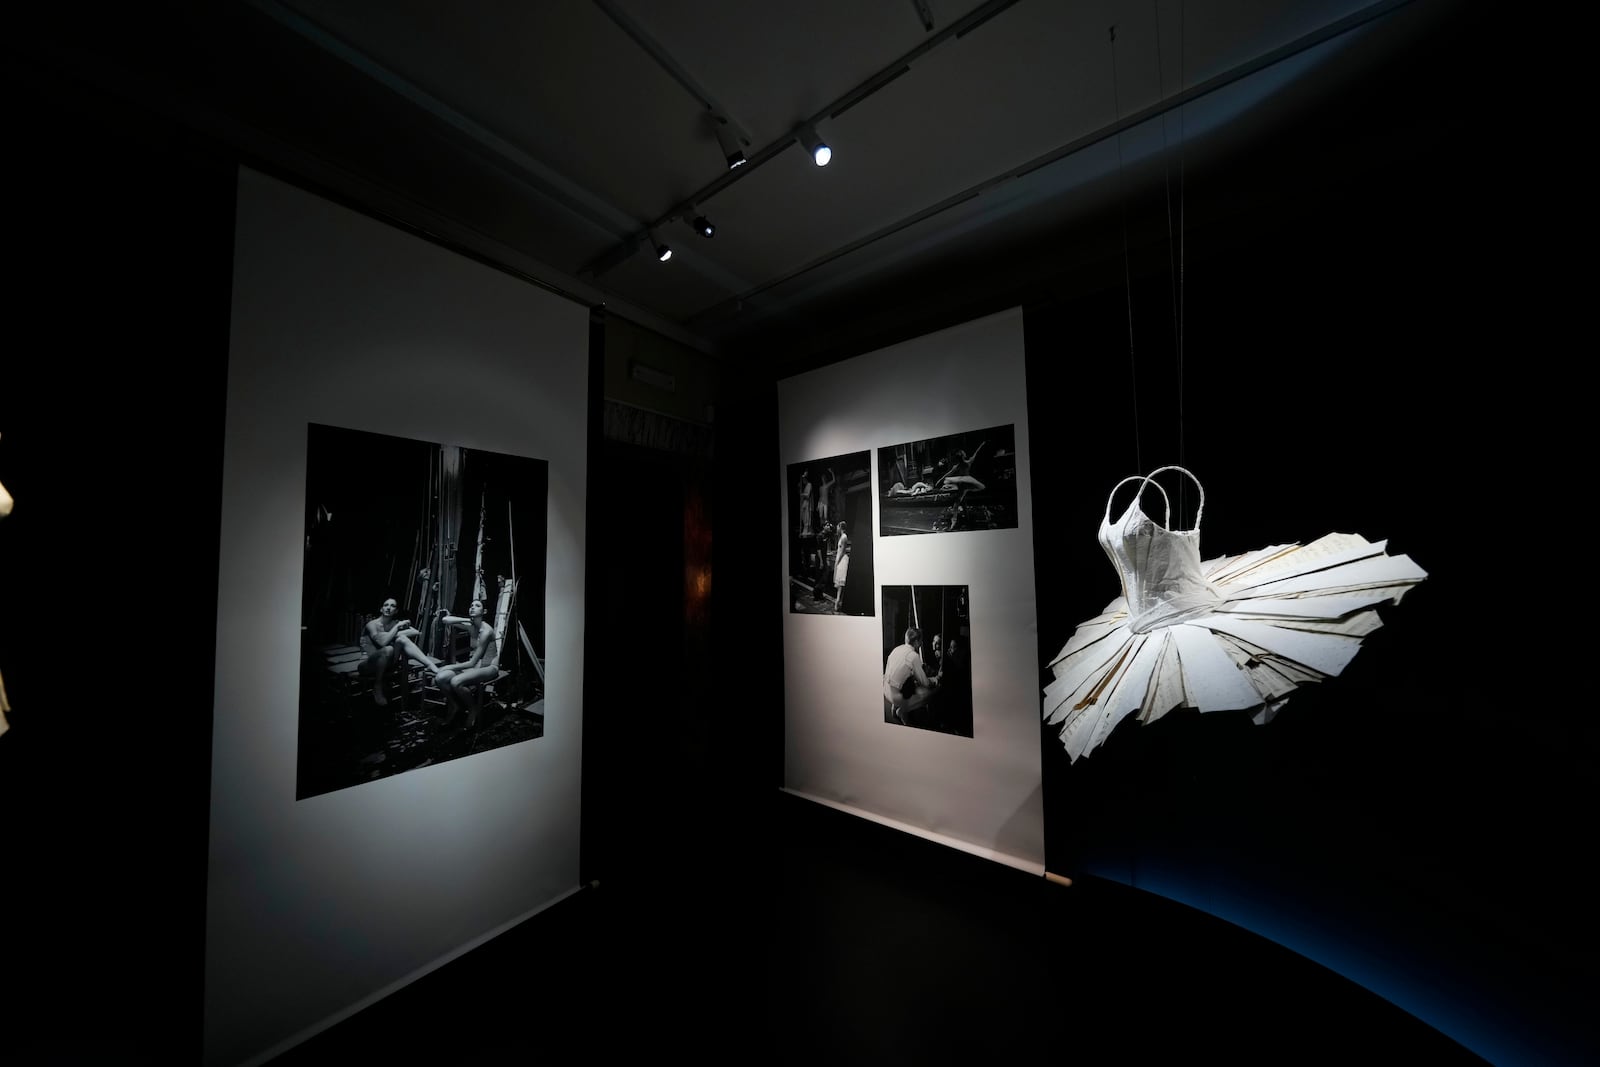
<box><xmin>204</xmin><ymin>169</ymin><xmax>589</xmax><ymax>1066</ymax></box>
<box><xmin>777</xmin><ymin>307</ymin><xmax>1044</xmax><ymax>870</ymax></box>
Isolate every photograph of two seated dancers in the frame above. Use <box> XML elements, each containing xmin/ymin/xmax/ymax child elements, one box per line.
<box><xmin>297</xmin><ymin>422</ymin><xmax>548</xmax><ymax>799</ymax></box>
<box><xmin>360</xmin><ymin>597</ymin><xmax>501</xmax><ymax>726</ymax></box>
<box><xmin>881</xmin><ymin>584</ymin><xmax>973</xmax><ymax>738</ymax></box>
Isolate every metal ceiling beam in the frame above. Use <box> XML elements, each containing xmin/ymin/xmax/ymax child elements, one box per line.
<box><xmin>248</xmin><ymin>0</ymin><xmax>642</xmax><ymax>243</ymax></box>
<box><xmin>245</xmin><ymin>0</ymin><xmax>747</xmax><ymax>347</ymax></box>
<box><xmin>590</xmin><ymin>0</ymin><xmax>754</xmax><ymax>146</ymax></box>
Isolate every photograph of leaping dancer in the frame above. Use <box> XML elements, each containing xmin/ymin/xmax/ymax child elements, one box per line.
<box><xmin>877</xmin><ymin>424</ymin><xmax>1018</xmax><ymax>535</ymax></box>
<box><xmin>297</xmin><ymin>422</ymin><xmax>548</xmax><ymax>800</ymax></box>
<box><xmin>787</xmin><ymin>450</ymin><xmax>875</xmax><ymax>616</ymax></box>
<box><xmin>881</xmin><ymin>584</ymin><xmax>973</xmax><ymax>737</ymax></box>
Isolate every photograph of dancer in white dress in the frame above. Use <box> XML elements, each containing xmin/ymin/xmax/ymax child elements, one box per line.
<box><xmin>882</xmin><ymin>584</ymin><xmax>973</xmax><ymax>738</ymax></box>
<box><xmin>297</xmin><ymin>422</ymin><xmax>549</xmax><ymax>799</ymax></box>
<box><xmin>878</xmin><ymin>424</ymin><xmax>1018</xmax><ymax>535</ymax></box>
<box><xmin>788</xmin><ymin>450</ymin><xmax>874</xmax><ymax>616</ymax></box>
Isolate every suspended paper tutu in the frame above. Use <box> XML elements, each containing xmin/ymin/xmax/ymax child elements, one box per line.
<box><xmin>1043</xmin><ymin>466</ymin><xmax>1427</xmax><ymax>761</ymax></box>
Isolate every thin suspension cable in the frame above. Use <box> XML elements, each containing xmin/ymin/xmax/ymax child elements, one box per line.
<box><xmin>1154</xmin><ymin>0</ymin><xmax>1189</xmax><ymax>519</ymax></box>
<box><xmin>1110</xmin><ymin>25</ymin><xmax>1141</xmax><ymax>476</ymax></box>
<box><xmin>1177</xmin><ymin>0</ymin><xmax>1188</xmax><ymax>484</ymax></box>
<box><xmin>1155</xmin><ymin>1</ymin><xmax>1181</xmax><ymax>383</ymax></box>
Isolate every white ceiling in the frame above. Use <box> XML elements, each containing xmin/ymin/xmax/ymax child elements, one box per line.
<box><xmin>14</xmin><ymin>0</ymin><xmax>1466</xmax><ymax>359</ymax></box>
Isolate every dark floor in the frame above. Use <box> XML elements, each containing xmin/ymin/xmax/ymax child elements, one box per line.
<box><xmin>259</xmin><ymin>790</ymin><xmax>1488</xmax><ymax>1065</ymax></box>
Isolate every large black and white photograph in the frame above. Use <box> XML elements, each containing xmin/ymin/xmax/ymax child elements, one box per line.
<box><xmin>297</xmin><ymin>422</ymin><xmax>548</xmax><ymax>799</ymax></box>
<box><xmin>788</xmin><ymin>450</ymin><xmax>874</xmax><ymax>616</ymax></box>
<box><xmin>881</xmin><ymin>585</ymin><xmax>973</xmax><ymax>738</ymax></box>
<box><xmin>877</xmin><ymin>424</ymin><xmax>1019</xmax><ymax>535</ymax></box>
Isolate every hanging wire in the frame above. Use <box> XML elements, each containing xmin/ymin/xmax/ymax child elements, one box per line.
<box><xmin>1177</xmin><ymin>0</ymin><xmax>1187</xmax><ymax>486</ymax></box>
<box><xmin>1153</xmin><ymin>0</ymin><xmax>1189</xmax><ymax>520</ymax></box>
<box><xmin>1155</xmin><ymin>4</ymin><xmax>1180</xmax><ymax>373</ymax></box>
<box><xmin>1110</xmin><ymin>24</ymin><xmax>1141</xmax><ymax>477</ymax></box>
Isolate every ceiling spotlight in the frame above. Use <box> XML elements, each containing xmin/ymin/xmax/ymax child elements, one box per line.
<box><xmin>692</xmin><ymin>215</ymin><xmax>715</xmax><ymax>238</ymax></box>
<box><xmin>714</xmin><ymin>120</ymin><xmax>747</xmax><ymax>169</ymax></box>
<box><xmin>798</xmin><ymin>123</ymin><xmax>831</xmax><ymax>167</ymax></box>
<box><xmin>649</xmin><ymin>229</ymin><xmax>672</xmax><ymax>262</ymax></box>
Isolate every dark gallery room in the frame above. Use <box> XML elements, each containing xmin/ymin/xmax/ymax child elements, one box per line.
<box><xmin>2</xmin><ymin>2</ymin><xmax>1584</xmax><ymax>1064</ymax></box>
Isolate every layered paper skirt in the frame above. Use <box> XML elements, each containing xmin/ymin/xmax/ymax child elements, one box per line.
<box><xmin>1044</xmin><ymin>533</ymin><xmax>1427</xmax><ymax>761</ymax></box>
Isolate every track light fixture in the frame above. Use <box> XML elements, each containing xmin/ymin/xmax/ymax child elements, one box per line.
<box><xmin>692</xmin><ymin>214</ymin><xmax>715</xmax><ymax>238</ymax></box>
<box><xmin>713</xmin><ymin>119</ymin><xmax>747</xmax><ymax>169</ymax></box>
<box><xmin>649</xmin><ymin>229</ymin><xmax>672</xmax><ymax>262</ymax></box>
<box><xmin>797</xmin><ymin>123</ymin><xmax>831</xmax><ymax>167</ymax></box>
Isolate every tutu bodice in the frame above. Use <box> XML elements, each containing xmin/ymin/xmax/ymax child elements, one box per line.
<box><xmin>1099</xmin><ymin>468</ymin><xmax>1222</xmax><ymax>633</ymax></box>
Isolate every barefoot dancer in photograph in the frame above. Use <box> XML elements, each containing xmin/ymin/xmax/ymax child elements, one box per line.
<box><xmin>937</xmin><ymin>447</ymin><xmax>986</xmax><ymax>493</ymax></box>
<box><xmin>883</xmin><ymin>626</ymin><xmax>939</xmax><ymax>726</ymax></box>
<box><xmin>434</xmin><ymin>598</ymin><xmax>500</xmax><ymax>727</ymax></box>
<box><xmin>936</xmin><ymin>444</ymin><xmax>986</xmax><ymax>529</ymax></box>
<box><xmin>363</xmin><ymin>596</ymin><xmax>439</xmax><ymax>706</ymax></box>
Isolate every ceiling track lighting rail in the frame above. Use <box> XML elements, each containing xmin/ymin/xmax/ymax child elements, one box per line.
<box><xmin>593</xmin><ymin>0</ymin><xmax>754</xmax><ymax>170</ymax></box>
<box><xmin>683</xmin><ymin>0</ymin><xmax>1421</xmax><ymax>319</ymax></box>
<box><xmin>827</xmin><ymin>65</ymin><xmax>912</xmax><ymax>121</ymax></box>
<box><xmin>585</xmin><ymin>0</ymin><xmax>1026</xmax><ymax>273</ymax></box>
<box><xmin>676</xmin><ymin>0</ymin><xmax>1022</xmax><ymax>201</ymax></box>
<box><xmin>592</xmin><ymin>0</ymin><xmax>747</xmax><ymax>129</ymax></box>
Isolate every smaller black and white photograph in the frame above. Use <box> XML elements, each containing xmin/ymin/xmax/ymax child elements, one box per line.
<box><xmin>788</xmin><ymin>450</ymin><xmax>875</xmax><ymax>616</ymax></box>
<box><xmin>877</xmin><ymin>424</ymin><xmax>1018</xmax><ymax>536</ymax></box>
<box><xmin>881</xmin><ymin>584</ymin><xmax>973</xmax><ymax>738</ymax></box>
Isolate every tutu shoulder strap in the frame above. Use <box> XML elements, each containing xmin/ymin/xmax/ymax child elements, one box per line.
<box><xmin>1134</xmin><ymin>466</ymin><xmax>1204</xmax><ymax>531</ymax></box>
<box><xmin>1104</xmin><ymin>474</ymin><xmax>1171</xmax><ymax>528</ymax></box>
